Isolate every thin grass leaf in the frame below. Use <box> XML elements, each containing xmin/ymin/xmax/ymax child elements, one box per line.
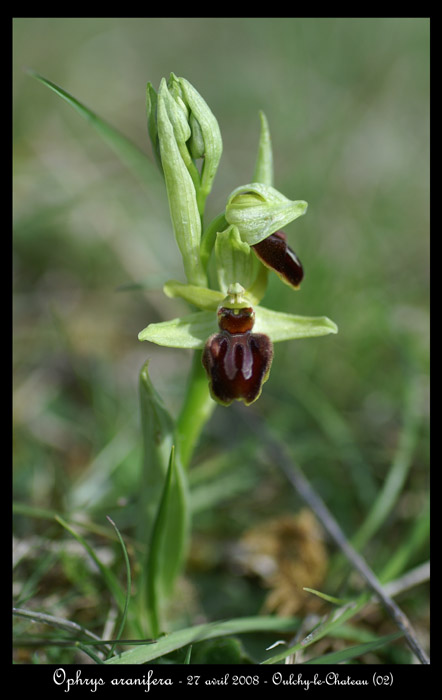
<box><xmin>303</xmin><ymin>587</ymin><xmax>350</xmax><ymax>606</ymax></box>
<box><xmin>379</xmin><ymin>498</ymin><xmax>430</xmax><ymax>583</ymax></box>
<box><xmin>305</xmin><ymin>631</ymin><xmax>403</xmax><ymax>664</ymax></box>
<box><xmin>137</xmin><ymin>363</ymin><xmax>190</xmax><ymax>637</ymax></box>
<box><xmin>105</xmin><ymin>517</ymin><xmax>132</xmax><ymax>659</ymax></box>
<box><xmin>292</xmin><ymin>376</ymin><xmax>378</xmax><ymax>507</ymax></box>
<box><xmin>54</xmin><ymin>515</ymin><xmax>125</xmax><ymax>612</ymax></box>
<box><xmin>13</xmin><ymin>608</ymin><xmax>110</xmax><ymax>655</ymax></box>
<box><xmin>351</xmin><ymin>378</ymin><xmax>423</xmax><ymax>552</ymax></box>
<box><xmin>105</xmin><ymin>615</ymin><xmax>299</xmax><ymax>664</ymax></box>
<box><xmin>145</xmin><ymin>447</ymin><xmax>174</xmax><ymax>638</ymax></box>
<box><xmin>145</xmin><ymin>446</ymin><xmax>190</xmax><ymax>637</ymax></box>
<box><xmin>75</xmin><ymin>643</ymin><xmax>106</xmax><ymax>664</ymax></box>
<box><xmin>262</xmin><ymin>596</ymin><xmax>370</xmax><ymax>664</ymax></box>
<box><xmin>137</xmin><ymin>361</ymin><xmax>175</xmax><ymax>544</ymax></box>
<box><xmin>28</xmin><ymin>70</ymin><xmax>158</xmax><ymax>187</ymax></box>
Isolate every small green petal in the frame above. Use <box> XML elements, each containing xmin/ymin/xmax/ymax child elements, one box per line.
<box><xmin>138</xmin><ymin>311</ymin><xmax>217</xmax><ymax>349</ymax></box>
<box><xmin>163</xmin><ymin>280</ymin><xmax>224</xmax><ymax>310</ymax></box>
<box><xmin>254</xmin><ymin>306</ymin><xmax>338</xmax><ymax>342</ymax></box>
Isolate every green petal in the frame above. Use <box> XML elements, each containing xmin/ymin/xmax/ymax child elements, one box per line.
<box><xmin>139</xmin><ymin>306</ymin><xmax>337</xmax><ymax>349</ymax></box>
<box><xmin>138</xmin><ymin>311</ymin><xmax>217</xmax><ymax>349</ymax></box>
<box><xmin>163</xmin><ymin>280</ymin><xmax>224</xmax><ymax>310</ymax></box>
<box><xmin>254</xmin><ymin>306</ymin><xmax>338</xmax><ymax>341</ymax></box>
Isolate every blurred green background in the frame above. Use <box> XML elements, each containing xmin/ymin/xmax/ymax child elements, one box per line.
<box><xmin>13</xmin><ymin>18</ymin><xmax>429</xmax><ymax>661</ymax></box>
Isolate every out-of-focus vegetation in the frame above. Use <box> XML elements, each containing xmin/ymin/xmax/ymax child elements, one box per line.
<box><xmin>13</xmin><ymin>18</ymin><xmax>429</xmax><ymax>664</ymax></box>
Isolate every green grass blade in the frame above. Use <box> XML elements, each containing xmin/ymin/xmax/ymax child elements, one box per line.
<box><xmin>105</xmin><ymin>517</ymin><xmax>132</xmax><ymax>659</ymax></box>
<box><xmin>145</xmin><ymin>446</ymin><xmax>190</xmax><ymax>637</ymax></box>
<box><xmin>303</xmin><ymin>587</ymin><xmax>350</xmax><ymax>606</ymax></box>
<box><xmin>137</xmin><ymin>360</ymin><xmax>175</xmax><ymax>543</ymax></box>
<box><xmin>104</xmin><ymin>615</ymin><xmax>299</xmax><ymax>664</ymax></box>
<box><xmin>350</xmin><ymin>379</ymin><xmax>422</xmax><ymax>552</ymax></box>
<box><xmin>145</xmin><ymin>447</ymin><xmax>174</xmax><ymax>638</ymax></box>
<box><xmin>262</xmin><ymin>595</ymin><xmax>370</xmax><ymax>664</ymax></box>
<box><xmin>305</xmin><ymin>631</ymin><xmax>403</xmax><ymax>664</ymax></box>
<box><xmin>379</xmin><ymin>497</ymin><xmax>430</xmax><ymax>583</ymax></box>
<box><xmin>28</xmin><ymin>70</ymin><xmax>158</xmax><ymax>187</ymax></box>
<box><xmin>55</xmin><ymin>515</ymin><xmax>125</xmax><ymax>612</ymax></box>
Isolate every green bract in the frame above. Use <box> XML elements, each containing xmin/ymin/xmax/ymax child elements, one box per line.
<box><xmin>225</xmin><ymin>182</ymin><xmax>308</xmax><ymax>246</ymax></box>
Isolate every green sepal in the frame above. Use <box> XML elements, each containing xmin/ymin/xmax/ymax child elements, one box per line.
<box><xmin>225</xmin><ymin>182</ymin><xmax>308</xmax><ymax>246</ymax></box>
<box><xmin>188</xmin><ymin>111</ymin><xmax>205</xmax><ymax>160</ymax></box>
<box><xmin>139</xmin><ymin>307</ymin><xmax>337</xmax><ymax>349</ymax></box>
<box><xmin>146</xmin><ymin>82</ymin><xmax>163</xmax><ymax>174</ymax></box>
<box><xmin>252</xmin><ymin>111</ymin><xmax>274</xmax><ymax>186</ymax></box>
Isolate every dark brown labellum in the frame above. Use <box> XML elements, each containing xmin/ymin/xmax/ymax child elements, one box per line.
<box><xmin>202</xmin><ymin>306</ymin><xmax>273</xmax><ymax>406</ymax></box>
<box><xmin>252</xmin><ymin>230</ymin><xmax>304</xmax><ymax>289</ymax></box>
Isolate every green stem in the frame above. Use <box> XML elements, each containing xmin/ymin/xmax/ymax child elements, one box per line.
<box><xmin>175</xmin><ymin>351</ymin><xmax>216</xmax><ymax>470</ymax></box>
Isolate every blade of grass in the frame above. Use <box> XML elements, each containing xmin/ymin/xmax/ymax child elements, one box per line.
<box><xmin>137</xmin><ymin>360</ymin><xmax>174</xmax><ymax>545</ymax></box>
<box><xmin>292</xmin><ymin>376</ymin><xmax>378</xmax><ymax>507</ymax></box>
<box><xmin>262</xmin><ymin>595</ymin><xmax>370</xmax><ymax>664</ymax></box>
<box><xmin>105</xmin><ymin>517</ymin><xmax>132</xmax><ymax>659</ymax></box>
<box><xmin>144</xmin><ymin>446</ymin><xmax>190</xmax><ymax>638</ymax></box>
<box><xmin>55</xmin><ymin>515</ymin><xmax>125</xmax><ymax>612</ymax></box>
<box><xmin>351</xmin><ymin>378</ymin><xmax>423</xmax><ymax>552</ymax></box>
<box><xmin>105</xmin><ymin>615</ymin><xmax>300</xmax><ymax>664</ymax></box>
<box><xmin>379</xmin><ymin>497</ymin><xmax>429</xmax><ymax>583</ymax></box>
<box><xmin>266</xmin><ymin>558</ymin><xmax>430</xmax><ymax>664</ymax></box>
<box><xmin>144</xmin><ymin>447</ymin><xmax>175</xmax><ymax>639</ymax></box>
<box><xmin>303</xmin><ymin>588</ymin><xmax>350</xmax><ymax>606</ymax></box>
<box><xmin>304</xmin><ymin>631</ymin><xmax>403</xmax><ymax>664</ymax></box>
<box><xmin>27</xmin><ymin>70</ymin><xmax>158</xmax><ymax>187</ymax></box>
<box><xmin>13</xmin><ymin>608</ymin><xmax>109</xmax><ymax>654</ymax></box>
